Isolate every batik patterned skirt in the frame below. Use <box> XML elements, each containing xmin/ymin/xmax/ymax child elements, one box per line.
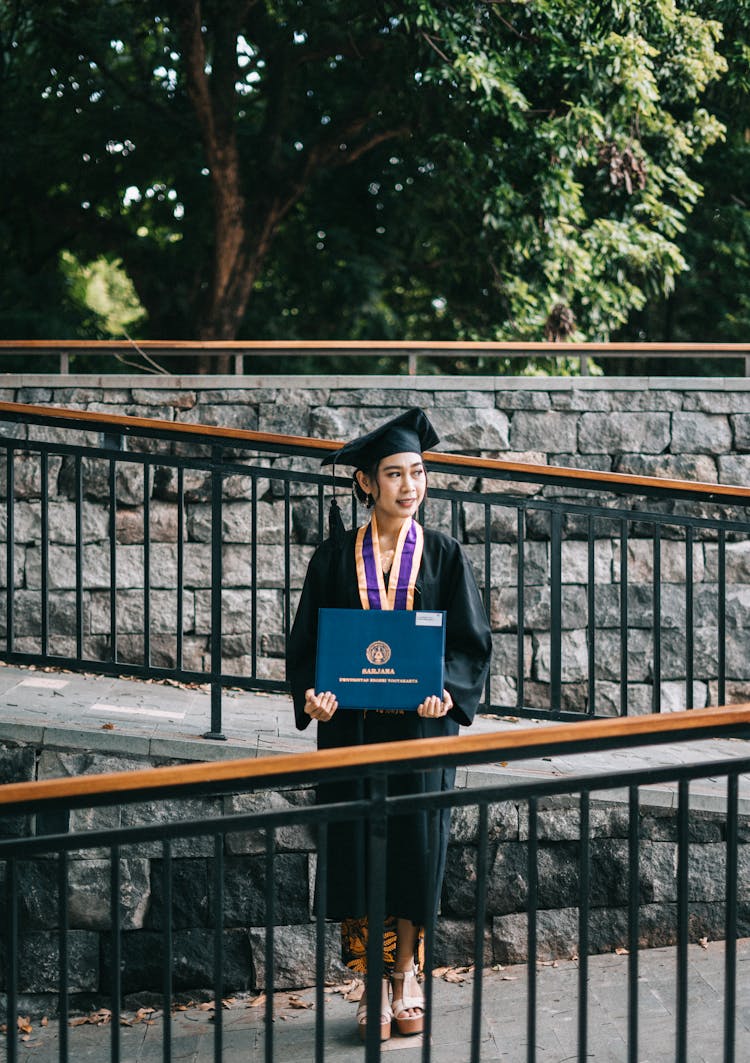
<box><xmin>340</xmin><ymin>915</ymin><xmax>424</xmax><ymax>974</ymax></box>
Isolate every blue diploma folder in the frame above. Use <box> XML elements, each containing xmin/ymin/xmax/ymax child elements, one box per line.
<box><xmin>315</xmin><ymin>608</ymin><xmax>446</xmax><ymax>710</ymax></box>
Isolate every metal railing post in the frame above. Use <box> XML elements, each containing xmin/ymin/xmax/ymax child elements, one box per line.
<box><xmin>205</xmin><ymin>446</ymin><xmax>225</xmax><ymax>739</ymax></box>
<box><xmin>365</xmin><ymin>771</ymin><xmax>388</xmax><ymax>1063</ymax></box>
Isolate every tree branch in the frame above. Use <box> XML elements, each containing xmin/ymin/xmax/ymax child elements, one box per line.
<box><xmin>420</xmin><ymin>31</ymin><xmax>451</xmax><ymax>66</ymax></box>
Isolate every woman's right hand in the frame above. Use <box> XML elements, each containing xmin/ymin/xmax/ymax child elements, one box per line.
<box><xmin>304</xmin><ymin>688</ymin><xmax>338</xmax><ymax>722</ymax></box>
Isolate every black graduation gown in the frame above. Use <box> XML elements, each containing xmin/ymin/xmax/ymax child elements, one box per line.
<box><xmin>286</xmin><ymin>527</ymin><xmax>492</xmax><ymax>925</ymax></box>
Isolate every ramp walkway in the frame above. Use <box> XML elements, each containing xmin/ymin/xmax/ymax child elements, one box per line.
<box><xmin>1</xmin><ymin>661</ymin><xmax>749</xmax><ymax>813</ymax></box>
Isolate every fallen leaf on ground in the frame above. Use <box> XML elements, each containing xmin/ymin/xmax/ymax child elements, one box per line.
<box><xmin>539</xmin><ymin>961</ymin><xmax>558</xmax><ymax>968</ymax></box>
<box><xmin>101</xmin><ymin>722</ymin><xmax>116</xmax><ymax>730</ymax></box>
<box><xmin>615</xmin><ymin>947</ymin><xmax>629</xmax><ymax>956</ymax></box>
<box><xmin>344</xmin><ymin>981</ymin><xmax>364</xmax><ymax>1002</ymax></box>
<box><xmin>287</xmin><ymin>996</ymin><xmax>314</xmax><ymax>1010</ymax></box>
<box><xmin>198</xmin><ymin>1002</ymin><xmax>215</xmax><ymax>1012</ymax></box>
<box><xmin>438</xmin><ymin>965</ymin><xmax>472</xmax><ymax>984</ymax></box>
<box><xmin>69</xmin><ymin>1009</ymin><xmax>112</xmax><ymax>1027</ymax></box>
<box><xmin>41</xmin><ymin>1018</ymin><xmax>49</xmax><ymax>1028</ymax></box>
<box><xmin>247</xmin><ymin>994</ymin><xmax>266</xmax><ymax>1009</ymax></box>
<box><xmin>699</xmin><ymin>937</ymin><xmax>709</xmax><ymax>949</ymax></box>
<box><xmin>17</xmin><ymin>1017</ymin><xmax>32</xmax><ymax>1035</ymax></box>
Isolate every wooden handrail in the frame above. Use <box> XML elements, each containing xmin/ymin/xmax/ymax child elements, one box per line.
<box><xmin>2</xmin><ymin>399</ymin><xmax>750</xmax><ymax>502</ymax></box>
<box><xmin>0</xmin><ymin>705</ymin><xmax>748</xmax><ymax>809</ymax></box>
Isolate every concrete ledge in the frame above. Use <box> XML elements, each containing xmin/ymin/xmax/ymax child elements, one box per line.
<box><xmin>3</xmin><ymin>373</ymin><xmax>750</xmax><ymax>391</ymax></box>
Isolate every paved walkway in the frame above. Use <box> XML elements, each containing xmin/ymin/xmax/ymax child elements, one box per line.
<box><xmin>1</xmin><ymin>661</ymin><xmax>750</xmax><ymax>813</ymax></box>
<box><xmin>2</xmin><ymin>939</ymin><xmax>748</xmax><ymax>1062</ymax></box>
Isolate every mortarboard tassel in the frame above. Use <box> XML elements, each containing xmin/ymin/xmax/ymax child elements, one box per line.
<box><xmin>328</xmin><ymin>496</ymin><xmax>346</xmax><ymax>546</ymax></box>
<box><xmin>327</xmin><ymin>456</ymin><xmax>346</xmax><ymax>546</ymax></box>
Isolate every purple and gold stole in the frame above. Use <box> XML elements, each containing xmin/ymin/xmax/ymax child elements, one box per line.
<box><xmin>354</xmin><ymin>512</ymin><xmax>423</xmax><ymax>611</ymax></box>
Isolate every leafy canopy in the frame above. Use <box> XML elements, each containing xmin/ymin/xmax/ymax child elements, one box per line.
<box><xmin>0</xmin><ymin>0</ymin><xmax>732</xmax><ymax>346</ymax></box>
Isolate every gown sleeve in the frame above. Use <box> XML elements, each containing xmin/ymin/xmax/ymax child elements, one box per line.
<box><xmin>441</xmin><ymin>540</ymin><xmax>493</xmax><ymax>728</ymax></box>
<box><xmin>286</xmin><ymin>541</ymin><xmax>332</xmax><ymax>731</ymax></box>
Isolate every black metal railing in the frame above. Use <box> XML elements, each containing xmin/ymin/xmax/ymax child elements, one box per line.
<box><xmin>1</xmin><ymin>707</ymin><xmax>749</xmax><ymax>1063</ymax></box>
<box><xmin>2</xmin><ymin>400</ymin><xmax>750</xmax><ymax>734</ymax></box>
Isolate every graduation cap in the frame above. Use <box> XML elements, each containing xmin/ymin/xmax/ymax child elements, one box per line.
<box><xmin>322</xmin><ymin>408</ymin><xmax>440</xmax><ymax>544</ymax></box>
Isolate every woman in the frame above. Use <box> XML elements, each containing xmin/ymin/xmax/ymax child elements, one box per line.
<box><xmin>287</xmin><ymin>408</ymin><xmax>492</xmax><ymax>1041</ymax></box>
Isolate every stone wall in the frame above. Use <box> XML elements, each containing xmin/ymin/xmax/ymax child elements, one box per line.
<box><xmin>2</xmin><ymin>376</ymin><xmax>750</xmax><ymax>714</ymax></box>
<box><xmin>0</xmin><ymin>737</ymin><xmax>747</xmax><ymax>1016</ymax></box>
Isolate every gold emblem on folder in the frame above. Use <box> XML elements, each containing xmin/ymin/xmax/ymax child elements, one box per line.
<box><xmin>366</xmin><ymin>640</ymin><xmax>392</xmax><ymax>665</ymax></box>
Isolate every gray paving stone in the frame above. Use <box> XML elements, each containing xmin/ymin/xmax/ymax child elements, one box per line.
<box><xmin>1</xmin><ymin>941</ymin><xmax>749</xmax><ymax>1061</ymax></box>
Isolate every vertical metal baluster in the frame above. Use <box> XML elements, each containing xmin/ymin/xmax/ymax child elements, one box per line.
<box><xmin>676</xmin><ymin>780</ymin><xmax>689</xmax><ymax>1060</ymax></box>
<box><xmin>451</xmin><ymin>498</ymin><xmax>459</xmax><ymax>540</ymax></box>
<box><xmin>620</xmin><ymin>518</ymin><xmax>628</xmax><ymax>716</ymax></box>
<box><xmin>718</xmin><ymin>529</ymin><xmax>726</xmax><ymax>707</ymax></box>
<box><xmin>366</xmin><ymin>773</ymin><xmax>387</xmax><ymax>1063</ymax></box>
<box><xmin>686</xmin><ymin>527</ymin><xmax>694</xmax><ymax>708</ymax></box>
<box><xmin>213</xmin><ymin>833</ymin><xmax>224</xmax><ymax>1062</ymax></box>
<box><xmin>143</xmin><ymin>464</ymin><xmax>151</xmax><ymax>668</ymax></box>
<box><xmin>176</xmin><ymin>467</ymin><xmax>184</xmax><ymax>671</ymax></box>
<box><xmin>484</xmin><ymin>505</ymin><xmax>492</xmax><ymax>709</ymax></box>
<box><xmin>58</xmin><ymin>850</ymin><xmax>70</xmax><ymax>1061</ymax></box>
<box><xmin>517</xmin><ymin>507</ymin><xmax>525</xmax><ymax>710</ymax></box>
<box><xmin>111</xmin><ymin>845</ymin><xmax>121</xmax><ymax>1063</ymax></box>
<box><xmin>577</xmin><ymin>792</ymin><xmax>589</xmax><ymax>1063</ymax></box>
<box><xmin>264</xmin><ymin>828</ymin><xmax>276</xmax><ymax>1063</ymax></box>
<box><xmin>724</xmin><ymin>774</ymin><xmax>738</xmax><ymax>1063</ymax></box>
<box><xmin>252</xmin><ymin>473</ymin><xmax>258</xmax><ymax>679</ymax></box>
<box><xmin>652</xmin><ymin>525</ymin><xmax>662</xmax><ymax>713</ymax></box>
<box><xmin>550</xmin><ymin>511</ymin><xmax>562</xmax><ymax>714</ymax></box>
<box><xmin>40</xmin><ymin>451</ymin><xmax>49</xmax><ymax>655</ymax></box>
<box><xmin>76</xmin><ymin>455</ymin><xmax>85</xmax><ymax>660</ymax></box>
<box><xmin>284</xmin><ymin>481</ymin><xmax>291</xmax><ymax>645</ymax></box>
<box><xmin>7</xmin><ymin>857</ymin><xmax>19</xmax><ymax>1063</ymax></box>
<box><xmin>315</xmin><ymin>823</ymin><xmax>328</xmax><ymax>1063</ymax></box>
<box><xmin>5</xmin><ymin>446</ymin><xmax>15</xmax><ymax>654</ymax></box>
<box><xmin>587</xmin><ymin>516</ymin><xmax>596</xmax><ymax>714</ymax></box>
<box><xmin>470</xmin><ymin>804</ymin><xmax>489</xmax><ymax>1063</ymax></box>
<box><xmin>162</xmin><ymin>840</ymin><xmax>173</xmax><ymax>1063</ymax></box>
<box><xmin>527</xmin><ymin>798</ymin><xmax>538</xmax><ymax>1063</ymax></box>
<box><xmin>627</xmin><ymin>787</ymin><xmax>640</xmax><ymax>1063</ymax></box>
<box><xmin>421</xmin><ymin>808</ymin><xmax>439</xmax><ymax>1063</ymax></box>
<box><xmin>206</xmin><ymin>448</ymin><xmax>224</xmax><ymax>739</ymax></box>
<box><xmin>483</xmin><ymin>503</ymin><xmax>492</xmax><ymax>615</ymax></box>
<box><xmin>108</xmin><ymin>455</ymin><xmax>117</xmax><ymax>662</ymax></box>
<box><xmin>317</xmin><ymin>483</ymin><xmax>325</xmax><ymax>543</ymax></box>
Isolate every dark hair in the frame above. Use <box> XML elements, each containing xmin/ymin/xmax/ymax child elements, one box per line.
<box><xmin>352</xmin><ymin>460</ymin><xmax>380</xmax><ymax>507</ymax></box>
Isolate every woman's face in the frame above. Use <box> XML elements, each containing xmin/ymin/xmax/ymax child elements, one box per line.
<box><xmin>357</xmin><ymin>451</ymin><xmax>426</xmax><ymax>521</ymax></box>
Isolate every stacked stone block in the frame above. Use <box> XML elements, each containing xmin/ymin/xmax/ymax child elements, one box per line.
<box><xmin>5</xmin><ymin>379</ymin><xmax>749</xmax><ymax>714</ymax></box>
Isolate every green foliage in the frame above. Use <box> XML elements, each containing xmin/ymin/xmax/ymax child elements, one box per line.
<box><xmin>617</xmin><ymin>0</ymin><xmax>750</xmax><ymax>352</ymax></box>
<box><xmin>0</xmin><ymin>0</ymin><xmax>738</xmax><ymax>354</ymax></box>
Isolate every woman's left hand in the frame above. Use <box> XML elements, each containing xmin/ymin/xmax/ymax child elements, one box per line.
<box><xmin>416</xmin><ymin>689</ymin><xmax>453</xmax><ymax>718</ymax></box>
